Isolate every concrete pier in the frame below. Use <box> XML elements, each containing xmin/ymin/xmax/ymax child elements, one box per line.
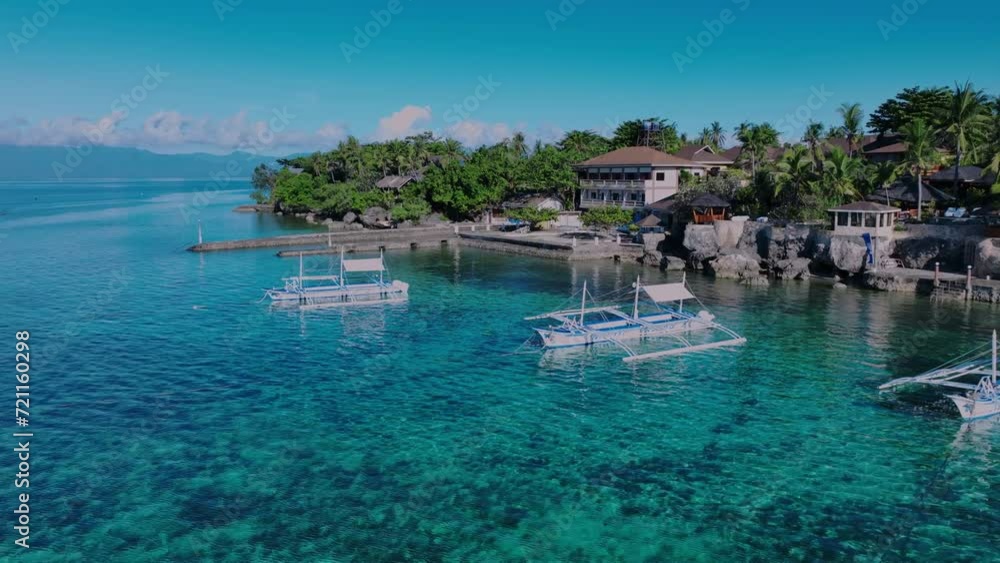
<box><xmin>188</xmin><ymin>226</ymin><xmax>464</xmax><ymax>253</ymax></box>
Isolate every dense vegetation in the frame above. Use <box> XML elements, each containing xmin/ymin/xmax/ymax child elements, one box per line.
<box><xmin>251</xmin><ymin>82</ymin><xmax>1000</xmax><ymax>226</ymax></box>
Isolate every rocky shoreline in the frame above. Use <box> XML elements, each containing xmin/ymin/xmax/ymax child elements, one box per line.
<box><xmin>639</xmin><ymin>220</ymin><xmax>1000</xmax><ymax>304</ymax></box>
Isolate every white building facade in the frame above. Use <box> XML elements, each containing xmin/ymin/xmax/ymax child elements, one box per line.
<box><xmin>575</xmin><ymin>147</ymin><xmax>707</xmax><ymax>209</ymax></box>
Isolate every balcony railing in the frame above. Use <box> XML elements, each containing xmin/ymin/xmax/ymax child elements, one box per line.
<box><xmin>579</xmin><ymin>179</ymin><xmax>646</xmax><ymax>189</ymax></box>
<box><xmin>580</xmin><ymin>198</ymin><xmax>646</xmax><ymax>209</ymax></box>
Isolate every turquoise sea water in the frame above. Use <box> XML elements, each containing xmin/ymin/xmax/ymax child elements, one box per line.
<box><xmin>2</xmin><ymin>180</ymin><xmax>999</xmax><ymax>562</ymax></box>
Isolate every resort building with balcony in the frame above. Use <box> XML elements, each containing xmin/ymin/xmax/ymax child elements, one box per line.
<box><xmin>672</xmin><ymin>144</ymin><xmax>736</xmax><ymax>174</ymax></box>
<box><xmin>575</xmin><ymin>147</ymin><xmax>707</xmax><ymax>209</ymax></box>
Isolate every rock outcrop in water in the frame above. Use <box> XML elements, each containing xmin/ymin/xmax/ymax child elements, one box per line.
<box><xmin>975</xmin><ymin>239</ymin><xmax>1000</xmax><ymax>278</ymax></box>
<box><xmin>649</xmin><ymin>220</ymin><xmax>987</xmax><ymax>288</ymax></box>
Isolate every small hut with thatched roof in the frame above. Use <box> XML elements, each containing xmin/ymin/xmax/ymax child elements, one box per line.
<box><xmin>689</xmin><ymin>194</ymin><xmax>731</xmax><ymax>224</ymax></box>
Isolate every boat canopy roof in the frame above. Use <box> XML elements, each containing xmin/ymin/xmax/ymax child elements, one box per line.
<box><xmin>342</xmin><ymin>258</ymin><xmax>386</xmax><ymax>273</ymax></box>
<box><xmin>642</xmin><ymin>283</ymin><xmax>695</xmax><ymax>303</ymax></box>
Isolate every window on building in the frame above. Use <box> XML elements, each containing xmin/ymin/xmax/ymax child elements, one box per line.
<box><xmin>850</xmin><ymin>213</ymin><xmax>862</xmax><ymax>227</ymax></box>
<box><xmin>865</xmin><ymin>214</ymin><xmax>877</xmax><ymax>228</ymax></box>
<box><xmin>612</xmin><ymin>192</ymin><xmax>621</xmax><ymax>202</ymax></box>
<box><xmin>640</xmin><ymin>172</ymin><xmax>651</xmax><ymax>181</ymax></box>
<box><xmin>656</xmin><ymin>172</ymin><xmax>665</xmax><ymax>181</ymax></box>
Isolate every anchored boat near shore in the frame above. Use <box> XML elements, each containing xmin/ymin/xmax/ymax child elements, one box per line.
<box><xmin>264</xmin><ymin>250</ymin><xmax>409</xmax><ymax>309</ymax></box>
<box><xmin>880</xmin><ymin>331</ymin><xmax>1000</xmax><ymax>421</ymax></box>
<box><xmin>526</xmin><ymin>275</ymin><xmax>746</xmax><ymax>363</ymax></box>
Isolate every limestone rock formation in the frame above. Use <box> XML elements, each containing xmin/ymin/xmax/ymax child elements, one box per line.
<box><xmin>974</xmin><ymin>239</ymin><xmax>1000</xmax><ymax>278</ymax></box>
<box><xmin>683</xmin><ymin>225</ymin><xmax>720</xmax><ymax>265</ymax></box>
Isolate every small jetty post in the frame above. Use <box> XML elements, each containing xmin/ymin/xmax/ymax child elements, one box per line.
<box><xmin>454</xmin><ymin>225</ymin><xmax>459</xmax><ymax>235</ymax></box>
<box><xmin>197</xmin><ymin>221</ymin><xmax>203</xmax><ymax>244</ymax></box>
<box><xmin>572</xmin><ymin>237</ymin><xmax>577</xmax><ymax>248</ymax></box>
<box><xmin>934</xmin><ymin>262</ymin><xmax>940</xmax><ymax>287</ymax></box>
<box><xmin>967</xmin><ymin>266</ymin><xmax>973</xmax><ymax>300</ymax></box>
<box><xmin>594</xmin><ymin>236</ymin><xmax>600</xmax><ymax>246</ymax></box>
<box><xmin>328</xmin><ymin>233</ymin><xmax>332</xmax><ymax>248</ymax></box>
<box><xmin>616</xmin><ymin>233</ymin><xmax>621</xmax><ymax>244</ymax></box>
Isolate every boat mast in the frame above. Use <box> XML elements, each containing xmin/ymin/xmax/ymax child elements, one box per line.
<box><xmin>379</xmin><ymin>248</ymin><xmax>384</xmax><ymax>286</ymax></box>
<box><xmin>580</xmin><ymin>281</ymin><xmax>587</xmax><ymax>325</ymax></box>
<box><xmin>299</xmin><ymin>252</ymin><xmax>304</xmax><ymax>281</ymax></box>
<box><xmin>633</xmin><ymin>276</ymin><xmax>641</xmax><ymax>319</ymax></box>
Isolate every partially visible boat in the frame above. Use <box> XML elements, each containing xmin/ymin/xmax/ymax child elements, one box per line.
<box><xmin>880</xmin><ymin>331</ymin><xmax>1000</xmax><ymax>421</ymax></box>
<box><xmin>525</xmin><ymin>275</ymin><xmax>746</xmax><ymax>363</ymax></box>
<box><xmin>264</xmin><ymin>250</ymin><xmax>408</xmax><ymax>309</ymax></box>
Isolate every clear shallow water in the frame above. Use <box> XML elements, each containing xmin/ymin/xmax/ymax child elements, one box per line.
<box><xmin>1</xmin><ymin>181</ymin><xmax>999</xmax><ymax>562</ymax></box>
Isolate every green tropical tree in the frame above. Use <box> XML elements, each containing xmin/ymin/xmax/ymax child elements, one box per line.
<box><xmin>900</xmin><ymin>117</ymin><xmax>943</xmax><ymax>219</ymax></box>
<box><xmin>838</xmin><ymin>103</ymin><xmax>865</xmax><ymax>156</ymax></box>
<box><xmin>710</xmin><ymin>121</ymin><xmax>726</xmax><ymax>149</ymax></box>
<box><xmin>802</xmin><ymin>121</ymin><xmax>825</xmax><ymax>172</ymax></box>
<box><xmin>821</xmin><ymin>148</ymin><xmax>863</xmax><ymax>201</ymax></box>
<box><xmin>775</xmin><ymin>145</ymin><xmax>814</xmax><ymax>199</ymax></box>
<box><xmin>558</xmin><ymin>130</ymin><xmax>609</xmax><ymax>158</ymax></box>
<box><xmin>698</xmin><ymin>127</ymin><xmax>713</xmax><ymax>147</ymax></box>
<box><xmin>734</xmin><ymin>122</ymin><xmax>780</xmax><ymax>178</ymax></box>
<box><xmin>868</xmin><ymin>86</ymin><xmax>951</xmax><ymax>134</ymax></box>
<box><xmin>945</xmin><ymin>81</ymin><xmax>991</xmax><ymax>191</ymax></box>
<box><xmin>611</xmin><ymin>118</ymin><xmax>682</xmax><ymax>153</ymax></box>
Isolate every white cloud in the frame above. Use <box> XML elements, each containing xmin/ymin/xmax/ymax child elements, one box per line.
<box><xmin>373</xmin><ymin>105</ymin><xmax>432</xmax><ymax>141</ymax></box>
<box><xmin>0</xmin><ymin>111</ymin><xmax>349</xmax><ymax>153</ymax></box>
<box><xmin>445</xmin><ymin>120</ymin><xmax>514</xmax><ymax>147</ymax></box>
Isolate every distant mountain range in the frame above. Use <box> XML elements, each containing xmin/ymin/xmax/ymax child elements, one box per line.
<box><xmin>0</xmin><ymin>145</ymin><xmax>284</xmax><ymax>181</ymax></box>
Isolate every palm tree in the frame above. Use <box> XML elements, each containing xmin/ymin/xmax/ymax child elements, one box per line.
<box><xmin>698</xmin><ymin>127</ymin><xmax>713</xmax><ymax>147</ymax></box>
<box><xmin>710</xmin><ymin>121</ymin><xmax>726</xmax><ymax>149</ymax></box>
<box><xmin>734</xmin><ymin>122</ymin><xmax>779</xmax><ymax>179</ymax></box>
<box><xmin>438</xmin><ymin>138</ymin><xmax>465</xmax><ymax>162</ymax></box>
<box><xmin>945</xmin><ymin>81</ymin><xmax>990</xmax><ymax>192</ymax></box>
<box><xmin>775</xmin><ymin>145</ymin><xmax>814</xmax><ymax>199</ymax></box>
<box><xmin>802</xmin><ymin>121</ymin><xmax>825</xmax><ymax>172</ymax></box>
<box><xmin>866</xmin><ymin>162</ymin><xmax>900</xmax><ymax>204</ymax></box>
<box><xmin>508</xmin><ymin>132</ymin><xmax>528</xmax><ymax>159</ymax></box>
<box><xmin>900</xmin><ymin>117</ymin><xmax>942</xmax><ymax>220</ymax></box>
<box><xmin>838</xmin><ymin>103</ymin><xmax>864</xmax><ymax>157</ymax></box>
<box><xmin>558</xmin><ymin>130</ymin><xmax>607</xmax><ymax>156</ymax></box>
<box><xmin>822</xmin><ymin>148</ymin><xmax>863</xmax><ymax>201</ymax></box>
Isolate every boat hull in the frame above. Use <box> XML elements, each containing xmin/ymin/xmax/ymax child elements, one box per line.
<box><xmin>947</xmin><ymin>394</ymin><xmax>1000</xmax><ymax>421</ymax></box>
<box><xmin>267</xmin><ymin>281</ymin><xmax>409</xmax><ymax>307</ymax></box>
<box><xmin>535</xmin><ymin>312</ymin><xmax>712</xmax><ymax>349</ymax></box>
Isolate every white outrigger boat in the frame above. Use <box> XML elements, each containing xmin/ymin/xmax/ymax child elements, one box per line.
<box><xmin>525</xmin><ymin>276</ymin><xmax>746</xmax><ymax>363</ymax></box>
<box><xmin>264</xmin><ymin>250</ymin><xmax>409</xmax><ymax>309</ymax></box>
<box><xmin>880</xmin><ymin>331</ymin><xmax>1000</xmax><ymax>421</ymax></box>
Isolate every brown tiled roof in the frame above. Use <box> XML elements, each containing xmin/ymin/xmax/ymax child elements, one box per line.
<box><xmin>673</xmin><ymin>144</ymin><xmax>734</xmax><ymax>164</ymax></box>
<box><xmin>721</xmin><ymin>146</ymin><xmax>743</xmax><ymax>161</ymax></box>
<box><xmin>577</xmin><ymin>146</ymin><xmax>705</xmax><ymax>168</ymax></box>
<box><xmin>864</xmin><ymin>142</ymin><xmax>908</xmax><ymax>155</ymax></box>
<box><xmin>376</xmin><ymin>175</ymin><xmax>417</xmax><ymax>189</ymax></box>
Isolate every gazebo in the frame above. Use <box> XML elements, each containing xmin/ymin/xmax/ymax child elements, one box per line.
<box><xmin>689</xmin><ymin>194</ymin><xmax>731</xmax><ymax>225</ymax></box>
<box><xmin>828</xmin><ymin>201</ymin><xmax>900</xmax><ymax>237</ymax></box>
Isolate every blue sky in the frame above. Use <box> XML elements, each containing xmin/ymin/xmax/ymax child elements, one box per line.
<box><xmin>1</xmin><ymin>0</ymin><xmax>998</xmax><ymax>154</ymax></box>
